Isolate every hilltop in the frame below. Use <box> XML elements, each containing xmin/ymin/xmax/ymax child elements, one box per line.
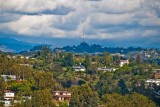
<box><xmin>55</xmin><ymin>42</ymin><xmax>146</xmax><ymax>54</ymax></box>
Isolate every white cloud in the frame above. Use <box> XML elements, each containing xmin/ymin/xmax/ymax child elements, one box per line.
<box><xmin>2</xmin><ymin>15</ymin><xmax>66</xmax><ymax>37</ymax></box>
<box><xmin>0</xmin><ymin>0</ymin><xmax>74</xmax><ymax>13</ymax></box>
<box><xmin>88</xmin><ymin>13</ymin><xmax>135</xmax><ymax>27</ymax></box>
<box><xmin>142</xmin><ymin>30</ymin><xmax>160</xmax><ymax>37</ymax></box>
<box><xmin>0</xmin><ymin>0</ymin><xmax>160</xmax><ymax>41</ymax></box>
<box><xmin>99</xmin><ymin>0</ymin><xmax>143</xmax><ymax>13</ymax></box>
<box><xmin>140</xmin><ymin>18</ymin><xmax>160</xmax><ymax>26</ymax></box>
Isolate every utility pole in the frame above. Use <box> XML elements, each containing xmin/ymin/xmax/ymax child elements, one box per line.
<box><xmin>82</xmin><ymin>31</ymin><xmax>85</xmax><ymax>43</ymax></box>
<box><xmin>80</xmin><ymin>20</ymin><xmax>85</xmax><ymax>43</ymax></box>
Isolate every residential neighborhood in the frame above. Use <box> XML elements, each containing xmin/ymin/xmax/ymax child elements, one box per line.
<box><xmin>0</xmin><ymin>45</ymin><xmax>160</xmax><ymax>107</ymax></box>
<box><xmin>1</xmin><ymin>0</ymin><xmax>160</xmax><ymax>107</ymax></box>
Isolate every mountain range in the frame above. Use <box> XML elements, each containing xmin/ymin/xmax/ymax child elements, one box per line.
<box><xmin>57</xmin><ymin>42</ymin><xmax>145</xmax><ymax>54</ymax></box>
<box><xmin>0</xmin><ymin>36</ymin><xmax>158</xmax><ymax>54</ymax></box>
<box><xmin>0</xmin><ymin>37</ymin><xmax>36</xmax><ymax>52</ymax></box>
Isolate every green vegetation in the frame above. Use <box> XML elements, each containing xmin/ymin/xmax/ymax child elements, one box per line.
<box><xmin>0</xmin><ymin>47</ymin><xmax>160</xmax><ymax>107</ymax></box>
<box><xmin>102</xmin><ymin>93</ymin><xmax>156</xmax><ymax>107</ymax></box>
<box><xmin>70</xmin><ymin>84</ymin><xmax>99</xmax><ymax>107</ymax></box>
<box><xmin>0</xmin><ymin>76</ymin><xmax>5</xmax><ymax>97</ymax></box>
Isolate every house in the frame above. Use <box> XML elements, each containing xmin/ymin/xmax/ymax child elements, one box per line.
<box><xmin>53</xmin><ymin>91</ymin><xmax>71</xmax><ymax>101</ymax></box>
<box><xmin>153</xmin><ymin>69</ymin><xmax>160</xmax><ymax>72</ymax></box>
<box><xmin>0</xmin><ymin>95</ymin><xmax>31</xmax><ymax>107</ymax></box>
<box><xmin>1</xmin><ymin>91</ymin><xmax>32</xmax><ymax>106</ymax></box>
<box><xmin>155</xmin><ymin>70</ymin><xmax>160</xmax><ymax>79</ymax></box>
<box><xmin>73</xmin><ymin>66</ymin><xmax>85</xmax><ymax>72</ymax></box>
<box><xmin>20</xmin><ymin>64</ymin><xmax>33</xmax><ymax>68</ymax></box>
<box><xmin>1</xmin><ymin>75</ymin><xmax>16</xmax><ymax>82</ymax></box>
<box><xmin>145</xmin><ymin>79</ymin><xmax>160</xmax><ymax>89</ymax></box>
<box><xmin>0</xmin><ymin>100</ymin><xmax>12</xmax><ymax>107</ymax></box>
<box><xmin>0</xmin><ymin>90</ymin><xmax>15</xmax><ymax>107</ymax></box>
<box><xmin>97</xmin><ymin>67</ymin><xmax>118</xmax><ymax>72</ymax></box>
<box><xmin>119</xmin><ymin>60</ymin><xmax>129</xmax><ymax>67</ymax></box>
<box><xmin>3</xmin><ymin>90</ymin><xmax>15</xmax><ymax>100</ymax></box>
<box><xmin>22</xmin><ymin>95</ymin><xmax>32</xmax><ymax>100</ymax></box>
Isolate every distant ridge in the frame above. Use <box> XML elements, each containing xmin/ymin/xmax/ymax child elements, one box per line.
<box><xmin>0</xmin><ymin>36</ymin><xmax>159</xmax><ymax>54</ymax></box>
<box><xmin>56</xmin><ymin>42</ymin><xmax>147</xmax><ymax>54</ymax></box>
<box><xmin>0</xmin><ymin>37</ymin><xmax>36</xmax><ymax>53</ymax></box>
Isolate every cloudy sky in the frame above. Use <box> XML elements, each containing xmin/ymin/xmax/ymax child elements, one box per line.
<box><xmin>0</xmin><ymin>0</ymin><xmax>160</xmax><ymax>47</ymax></box>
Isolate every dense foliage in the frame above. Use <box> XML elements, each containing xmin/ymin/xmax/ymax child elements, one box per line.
<box><xmin>0</xmin><ymin>47</ymin><xmax>160</xmax><ymax>107</ymax></box>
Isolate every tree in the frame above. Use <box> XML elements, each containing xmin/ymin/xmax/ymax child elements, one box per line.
<box><xmin>113</xmin><ymin>55</ymin><xmax>120</xmax><ymax>65</ymax></box>
<box><xmin>62</xmin><ymin>53</ymin><xmax>74</xmax><ymax>67</ymax></box>
<box><xmin>83</xmin><ymin>54</ymin><xmax>90</xmax><ymax>67</ymax></box>
<box><xmin>136</xmin><ymin>53</ymin><xmax>141</xmax><ymax>64</ymax></box>
<box><xmin>24</xmin><ymin>98</ymin><xmax>32</xmax><ymax>107</ymax></box>
<box><xmin>14</xmin><ymin>102</ymin><xmax>24</xmax><ymax>107</ymax></box>
<box><xmin>33</xmin><ymin>72</ymin><xmax>55</xmax><ymax>90</ymax></box>
<box><xmin>32</xmin><ymin>89</ymin><xmax>55</xmax><ymax>107</ymax></box>
<box><xmin>118</xmin><ymin>79</ymin><xmax>129</xmax><ymax>95</ymax></box>
<box><xmin>0</xmin><ymin>76</ymin><xmax>5</xmax><ymax>97</ymax></box>
<box><xmin>59</xmin><ymin>101</ymin><xmax>69</xmax><ymax>107</ymax></box>
<box><xmin>103</xmin><ymin>52</ymin><xmax>113</xmax><ymax>66</ymax></box>
<box><xmin>70</xmin><ymin>84</ymin><xmax>99</xmax><ymax>107</ymax></box>
<box><xmin>78</xmin><ymin>79</ymin><xmax>86</xmax><ymax>86</ymax></box>
<box><xmin>102</xmin><ymin>93</ymin><xmax>128</xmax><ymax>107</ymax></box>
<box><xmin>150</xmin><ymin>83</ymin><xmax>160</xmax><ymax>106</ymax></box>
<box><xmin>96</xmin><ymin>72</ymin><xmax>116</xmax><ymax>96</ymax></box>
<box><xmin>83</xmin><ymin>54</ymin><xmax>91</xmax><ymax>74</ymax></box>
<box><xmin>10</xmin><ymin>81</ymin><xmax>32</xmax><ymax>96</ymax></box>
<box><xmin>129</xmin><ymin>92</ymin><xmax>156</xmax><ymax>107</ymax></box>
<box><xmin>101</xmin><ymin>93</ymin><xmax>156</xmax><ymax>107</ymax></box>
<box><xmin>52</xmin><ymin>83</ymin><xmax>63</xmax><ymax>91</ymax></box>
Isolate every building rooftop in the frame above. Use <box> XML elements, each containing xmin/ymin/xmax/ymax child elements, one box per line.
<box><xmin>53</xmin><ymin>91</ymin><xmax>71</xmax><ymax>93</ymax></box>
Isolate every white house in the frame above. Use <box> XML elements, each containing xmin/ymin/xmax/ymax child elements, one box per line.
<box><xmin>0</xmin><ymin>90</ymin><xmax>15</xmax><ymax>107</ymax></box>
<box><xmin>0</xmin><ymin>100</ymin><xmax>12</xmax><ymax>107</ymax></box>
<box><xmin>23</xmin><ymin>95</ymin><xmax>32</xmax><ymax>100</ymax></box>
<box><xmin>73</xmin><ymin>66</ymin><xmax>85</xmax><ymax>72</ymax></box>
<box><xmin>97</xmin><ymin>67</ymin><xmax>118</xmax><ymax>72</ymax></box>
<box><xmin>145</xmin><ymin>79</ymin><xmax>160</xmax><ymax>86</ymax></box>
<box><xmin>1</xmin><ymin>75</ymin><xmax>16</xmax><ymax>82</ymax></box>
<box><xmin>119</xmin><ymin>60</ymin><xmax>129</xmax><ymax>67</ymax></box>
<box><xmin>4</xmin><ymin>90</ymin><xmax>15</xmax><ymax>100</ymax></box>
<box><xmin>145</xmin><ymin>79</ymin><xmax>160</xmax><ymax>89</ymax></box>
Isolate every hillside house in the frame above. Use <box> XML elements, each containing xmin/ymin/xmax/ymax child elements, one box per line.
<box><xmin>3</xmin><ymin>90</ymin><xmax>15</xmax><ymax>100</ymax></box>
<box><xmin>155</xmin><ymin>70</ymin><xmax>160</xmax><ymax>79</ymax></box>
<box><xmin>0</xmin><ymin>90</ymin><xmax>15</xmax><ymax>107</ymax></box>
<box><xmin>145</xmin><ymin>79</ymin><xmax>160</xmax><ymax>89</ymax></box>
<box><xmin>73</xmin><ymin>66</ymin><xmax>85</xmax><ymax>72</ymax></box>
<box><xmin>119</xmin><ymin>60</ymin><xmax>129</xmax><ymax>67</ymax></box>
<box><xmin>0</xmin><ymin>100</ymin><xmax>12</xmax><ymax>107</ymax></box>
<box><xmin>53</xmin><ymin>91</ymin><xmax>71</xmax><ymax>101</ymax></box>
<box><xmin>1</xmin><ymin>75</ymin><xmax>16</xmax><ymax>82</ymax></box>
<box><xmin>97</xmin><ymin>67</ymin><xmax>118</xmax><ymax>72</ymax></box>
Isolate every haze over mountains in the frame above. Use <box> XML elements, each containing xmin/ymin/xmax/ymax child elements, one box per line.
<box><xmin>0</xmin><ymin>0</ymin><xmax>160</xmax><ymax>50</ymax></box>
<box><xmin>0</xmin><ymin>37</ymin><xmax>35</xmax><ymax>52</ymax></box>
<box><xmin>0</xmin><ymin>36</ymin><xmax>159</xmax><ymax>53</ymax></box>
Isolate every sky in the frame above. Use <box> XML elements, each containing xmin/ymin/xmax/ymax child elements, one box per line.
<box><xmin>0</xmin><ymin>0</ymin><xmax>160</xmax><ymax>48</ymax></box>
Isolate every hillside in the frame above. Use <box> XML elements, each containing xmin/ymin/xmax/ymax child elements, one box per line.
<box><xmin>58</xmin><ymin>42</ymin><xmax>146</xmax><ymax>54</ymax></box>
<box><xmin>0</xmin><ymin>37</ymin><xmax>35</xmax><ymax>53</ymax></box>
